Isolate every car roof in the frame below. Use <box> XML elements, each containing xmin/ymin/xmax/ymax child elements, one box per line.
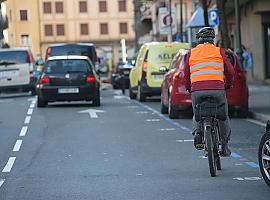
<box><xmin>47</xmin><ymin>55</ymin><xmax>91</xmax><ymax>61</ymax></box>
<box><xmin>0</xmin><ymin>47</ymin><xmax>31</xmax><ymax>52</ymax></box>
<box><xmin>48</xmin><ymin>43</ymin><xmax>94</xmax><ymax>47</ymax></box>
<box><xmin>143</xmin><ymin>42</ymin><xmax>189</xmax><ymax>48</ymax></box>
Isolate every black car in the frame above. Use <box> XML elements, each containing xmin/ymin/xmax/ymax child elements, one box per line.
<box><xmin>45</xmin><ymin>43</ymin><xmax>98</xmax><ymax>64</ymax></box>
<box><xmin>111</xmin><ymin>61</ymin><xmax>134</xmax><ymax>89</ymax></box>
<box><xmin>37</xmin><ymin>55</ymin><xmax>100</xmax><ymax>107</ymax></box>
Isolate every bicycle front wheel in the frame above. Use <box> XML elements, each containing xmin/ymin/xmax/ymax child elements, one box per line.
<box><xmin>205</xmin><ymin>125</ymin><xmax>217</xmax><ymax>177</ymax></box>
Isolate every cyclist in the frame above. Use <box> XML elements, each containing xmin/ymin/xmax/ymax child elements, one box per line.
<box><xmin>184</xmin><ymin>27</ymin><xmax>235</xmax><ymax>157</ymax></box>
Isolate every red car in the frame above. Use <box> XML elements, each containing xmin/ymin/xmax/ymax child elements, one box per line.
<box><xmin>161</xmin><ymin>49</ymin><xmax>249</xmax><ymax>119</ymax></box>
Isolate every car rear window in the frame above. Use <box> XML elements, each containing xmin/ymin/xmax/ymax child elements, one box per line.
<box><xmin>44</xmin><ymin>59</ymin><xmax>91</xmax><ymax>73</ymax></box>
<box><xmin>0</xmin><ymin>51</ymin><xmax>28</xmax><ymax>64</ymax></box>
<box><xmin>49</xmin><ymin>45</ymin><xmax>96</xmax><ymax>62</ymax></box>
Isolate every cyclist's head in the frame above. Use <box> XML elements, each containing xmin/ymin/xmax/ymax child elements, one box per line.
<box><xmin>196</xmin><ymin>27</ymin><xmax>215</xmax><ymax>44</ymax></box>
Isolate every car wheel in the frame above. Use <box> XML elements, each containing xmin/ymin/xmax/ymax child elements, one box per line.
<box><xmin>137</xmin><ymin>83</ymin><xmax>146</xmax><ymax>102</ymax></box>
<box><xmin>168</xmin><ymin>95</ymin><xmax>178</xmax><ymax>119</ymax></box>
<box><xmin>37</xmin><ymin>97</ymin><xmax>47</xmax><ymax>108</ymax></box>
<box><xmin>92</xmin><ymin>89</ymin><xmax>101</xmax><ymax>107</ymax></box>
<box><xmin>129</xmin><ymin>86</ymin><xmax>136</xmax><ymax>99</ymax></box>
<box><xmin>161</xmin><ymin>101</ymin><xmax>168</xmax><ymax>114</ymax></box>
<box><xmin>258</xmin><ymin>131</ymin><xmax>270</xmax><ymax>188</ymax></box>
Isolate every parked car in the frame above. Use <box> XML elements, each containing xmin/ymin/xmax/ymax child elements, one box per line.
<box><xmin>37</xmin><ymin>55</ymin><xmax>100</xmax><ymax>107</ymax></box>
<box><xmin>0</xmin><ymin>48</ymin><xmax>36</xmax><ymax>95</ymax></box>
<box><xmin>161</xmin><ymin>49</ymin><xmax>191</xmax><ymax>118</ymax></box>
<box><xmin>161</xmin><ymin>49</ymin><xmax>249</xmax><ymax>118</ymax></box>
<box><xmin>111</xmin><ymin>60</ymin><xmax>134</xmax><ymax>89</ymax></box>
<box><xmin>258</xmin><ymin>120</ymin><xmax>270</xmax><ymax>188</ymax></box>
<box><xmin>45</xmin><ymin>43</ymin><xmax>98</xmax><ymax>64</ymax></box>
<box><xmin>129</xmin><ymin>42</ymin><xmax>189</xmax><ymax>101</ymax></box>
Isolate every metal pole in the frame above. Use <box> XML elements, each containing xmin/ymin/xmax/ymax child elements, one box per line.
<box><xmin>167</xmin><ymin>0</ymin><xmax>172</xmax><ymax>42</ymax></box>
<box><xmin>180</xmin><ymin>0</ymin><xmax>183</xmax><ymax>42</ymax></box>
<box><xmin>234</xmin><ymin>0</ymin><xmax>243</xmax><ymax>66</ymax></box>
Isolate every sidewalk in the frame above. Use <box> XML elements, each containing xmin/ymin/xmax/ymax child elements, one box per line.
<box><xmin>248</xmin><ymin>85</ymin><xmax>270</xmax><ymax>123</ymax></box>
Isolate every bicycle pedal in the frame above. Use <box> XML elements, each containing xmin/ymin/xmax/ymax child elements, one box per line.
<box><xmin>195</xmin><ymin>144</ymin><xmax>204</xmax><ymax>150</ymax></box>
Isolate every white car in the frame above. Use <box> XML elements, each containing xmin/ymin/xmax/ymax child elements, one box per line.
<box><xmin>0</xmin><ymin>48</ymin><xmax>36</xmax><ymax>94</ymax></box>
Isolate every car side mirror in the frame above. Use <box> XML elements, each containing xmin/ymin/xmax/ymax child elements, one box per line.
<box><xmin>35</xmin><ymin>59</ymin><xmax>44</xmax><ymax>66</ymax></box>
<box><xmin>159</xmin><ymin>66</ymin><xmax>168</xmax><ymax>73</ymax></box>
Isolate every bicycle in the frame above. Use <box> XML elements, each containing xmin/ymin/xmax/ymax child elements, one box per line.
<box><xmin>195</xmin><ymin>96</ymin><xmax>227</xmax><ymax>177</ymax></box>
<box><xmin>258</xmin><ymin>120</ymin><xmax>270</xmax><ymax>188</ymax></box>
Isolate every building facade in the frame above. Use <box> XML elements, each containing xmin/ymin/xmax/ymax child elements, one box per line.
<box><xmin>4</xmin><ymin>0</ymin><xmax>135</xmax><ymax>64</ymax></box>
<box><xmin>226</xmin><ymin>0</ymin><xmax>270</xmax><ymax>83</ymax></box>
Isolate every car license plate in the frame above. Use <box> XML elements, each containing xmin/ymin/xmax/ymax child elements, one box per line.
<box><xmin>0</xmin><ymin>70</ymin><xmax>19</xmax><ymax>79</ymax></box>
<box><xmin>153</xmin><ymin>74</ymin><xmax>164</xmax><ymax>80</ymax></box>
<box><xmin>58</xmin><ymin>88</ymin><xmax>79</xmax><ymax>94</ymax></box>
<box><xmin>123</xmin><ymin>70</ymin><xmax>130</xmax><ymax>75</ymax></box>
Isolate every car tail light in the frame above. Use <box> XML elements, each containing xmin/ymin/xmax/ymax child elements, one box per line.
<box><xmin>86</xmin><ymin>75</ymin><xmax>96</xmax><ymax>83</ymax></box>
<box><xmin>45</xmin><ymin>48</ymin><xmax>51</xmax><ymax>61</ymax></box>
<box><xmin>40</xmin><ymin>77</ymin><xmax>50</xmax><ymax>84</ymax></box>
<box><xmin>142</xmin><ymin>61</ymin><xmax>148</xmax><ymax>77</ymax></box>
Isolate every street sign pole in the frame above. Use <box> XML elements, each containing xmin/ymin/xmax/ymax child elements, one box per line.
<box><xmin>167</xmin><ymin>0</ymin><xmax>172</xmax><ymax>42</ymax></box>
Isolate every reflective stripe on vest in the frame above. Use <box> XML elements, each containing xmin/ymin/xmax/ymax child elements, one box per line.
<box><xmin>189</xmin><ymin>44</ymin><xmax>224</xmax><ymax>84</ymax></box>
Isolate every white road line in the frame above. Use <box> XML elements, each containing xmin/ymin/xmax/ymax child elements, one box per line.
<box><xmin>0</xmin><ymin>179</ymin><xmax>5</xmax><ymax>188</ymax></box>
<box><xmin>27</xmin><ymin>108</ymin><xmax>33</xmax><ymax>115</ymax></box>
<box><xmin>160</xmin><ymin>128</ymin><xmax>176</xmax><ymax>131</ymax></box>
<box><xmin>2</xmin><ymin>157</ymin><xmax>16</xmax><ymax>173</ymax></box>
<box><xmin>19</xmin><ymin>126</ymin><xmax>28</xmax><ymax>136</ymax></box>
<box><xmin>146</xmin><ymin>119</ymin><xmax>161</xmax><ymax>122</ymax></box>
<box><xmin>176</xmin><ymin>139</ymin><xmax>194</xmax><ymax>143</ymax></box>
<box><xmin>30</xmin><ymin>104</ymin><xmax>35</xmax><ymax>108</ymax></box>
<box><xmin>245</xmin><ymin>119</ymin><xmax>265</xmax><ymax>127</ymax></box>
<box><xmin>24</xmin><ymin>116</ymin><xmax>31</xmax><ymax>124</ymax></box>
<box><xmin>13</xmin><ymin>140</ymin><xmax>23</xmax><ymax>152</ymax></box>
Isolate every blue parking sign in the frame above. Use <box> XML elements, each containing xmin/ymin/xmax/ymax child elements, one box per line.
<box><xmin>208</xmin><ymin>9</ymin><xmax>219</xmax><ymax>26</ymax></box>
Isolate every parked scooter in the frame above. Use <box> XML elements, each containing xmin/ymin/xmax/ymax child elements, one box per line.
<box><xmin>258</xmin><ymin>120</ymin><xmax>270</xmax><ymax>188</ymax></box>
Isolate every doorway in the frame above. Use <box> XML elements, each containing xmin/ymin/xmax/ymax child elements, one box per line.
<box><xmin>264</xmin><ymin>24</ymin><xmax>270</xmax><ymax>79</ymax></box>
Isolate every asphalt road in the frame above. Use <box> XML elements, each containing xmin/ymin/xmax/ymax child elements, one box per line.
<box><xmin>0</xmin><ymin>89</ymin><xmax>269</xmax><ymax>200</ymax></box>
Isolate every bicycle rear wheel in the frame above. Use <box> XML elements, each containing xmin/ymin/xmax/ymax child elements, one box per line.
<box><xmin>205</xmin><ymin>125</ymin><xmax>217</xmax><ymax>177</ymax></box>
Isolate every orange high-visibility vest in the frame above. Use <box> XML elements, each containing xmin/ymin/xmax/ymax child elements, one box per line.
<box><xmin>189</xmin><ymin>44</ymin><xmax>224</xmax><ymax>84</ymax></box>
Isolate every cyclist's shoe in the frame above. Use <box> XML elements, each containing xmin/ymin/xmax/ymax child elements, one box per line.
<box><xmin>220</xmin><ymin>143</ymin><xmax>231</xmax><ymax>157</ymax></box>
<box><xmin>193</xmin><ymin>130</ymin><xmax>204</xmax><ymax>150</ymax></box>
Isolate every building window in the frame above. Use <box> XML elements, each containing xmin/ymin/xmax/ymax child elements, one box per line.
<box><xmin>118</xmin><ymin>0</ymin><xmax>126</xmax><ymax>12</ymax></box>
<box><xmin>56</xmin><ymin>24</ymin><xmax>65</xmax><ymax>36</ymax></box>
<box><xmin>100</xmin><ymin>23</ymin><xmax>108</xmax><ymax>35</ymax></box>
<box><xmin>20</xmin><ymin>10</ymin><xmax>28</xmax><ymax>21</ymax></box>
<box><xmin>44</xmin><ymin>24</ymin><xmax>53</xmax><ymax>36</ymax></box>
<box><xmin>99</xmin><ymin>1</ymin><xmax>107</xmax><ymax>12</ymax></box>
<box><xmin>120</xmin><ymin>22</ymin><xmax>128</xmax><ymax>34</ymax></box>
<box><xmin>43</xmin><ymin>2</ymin><xmax>52</xmax><ymax>14</ymax></box>
<box><xmin>55</xmin><ymin>1</ymin><xmax>64</xmax><ymax>13</ymax></box>
<box><xmin>80</xmin><ymin>23</ymin><xmax>89</xmax><ymax>35</ymax></box>
<box><xmin>79</xmin><ymin>1</ymin><xmax>87</xmax><ymax>13</ymax></box>
<box><xmin>21</xmin><ymin>35</ymin><xmax>29</xmax><ymax>45</ymax></box>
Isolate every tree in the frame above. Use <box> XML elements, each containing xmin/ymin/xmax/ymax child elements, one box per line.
<box><xmin>216</xmin><ymin>0</ymin><xmax>231</xmax><ymax>48</ymax></box>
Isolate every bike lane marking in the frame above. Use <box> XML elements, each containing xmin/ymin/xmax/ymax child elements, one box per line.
<box><xmin>132</xmin><ymin>100</ymin><xmax>260</xmax><ymax>170</ymax></box>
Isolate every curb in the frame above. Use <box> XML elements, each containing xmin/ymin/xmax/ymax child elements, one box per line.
<box><xmin>249</xmin><ymin>111</ymin><xmax>270</xmax><ymax>123</ymax></box>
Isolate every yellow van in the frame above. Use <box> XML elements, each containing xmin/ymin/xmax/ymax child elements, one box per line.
<box><xmin>129</xmin><ymin>42</ymin><xmax>189</xmax><ymax>101</ymax></box>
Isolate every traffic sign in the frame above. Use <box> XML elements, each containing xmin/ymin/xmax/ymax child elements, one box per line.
<box><xmin>208</xmin><ymin>9</ymin><xmax>219</xmax><ymax>26</ymax></box>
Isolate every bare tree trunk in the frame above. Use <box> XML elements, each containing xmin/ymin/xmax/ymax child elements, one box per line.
<box><xmin>216</xmin><ymin>0</ymin><xmax>231</xmax><ymax>48</ymax></box>
<box><xmin>201</xmin><ymin>0</ymin><xmax>209</xmax><ymax>26</ymax></box>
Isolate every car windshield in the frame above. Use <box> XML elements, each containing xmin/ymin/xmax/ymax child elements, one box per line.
<box><xmin>50</xmin><ymin>45</ymin><xmax>95</xmax><ymax>62</ymax></box>
<box><xmin>0</xmin><ymin>51</ymin><xmax>28</xmax><ymax>64</ymax></box>
<box><xmin>44</xmin><ymin>59</ymin><xmax>91</xmax><ymax>73</ymax></box>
